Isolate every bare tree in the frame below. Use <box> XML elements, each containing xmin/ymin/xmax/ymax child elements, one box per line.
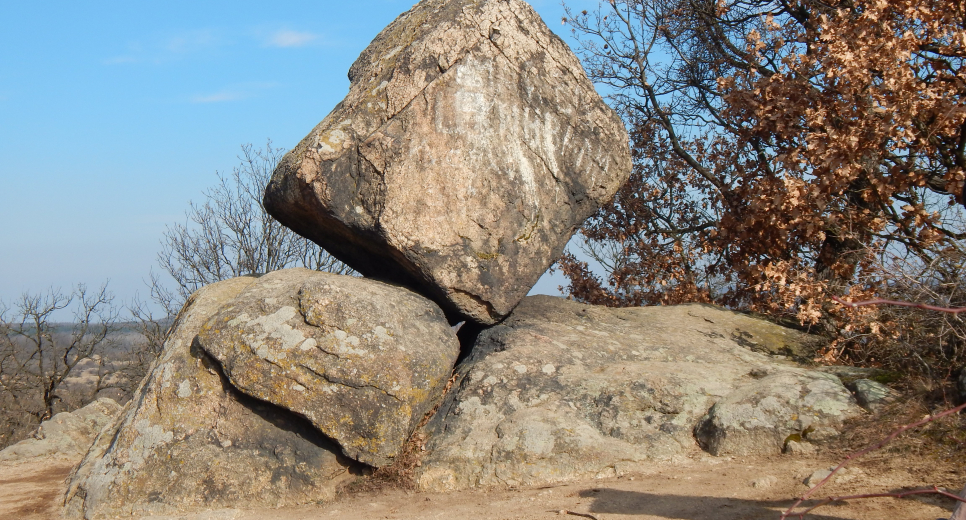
<box><xmin>128</xmin><ymin>271</ymin><xmax>181</xmax><ymax>359</ymax></box>
<box><xmin>0</xmin><ymin>284</ymin><xmax>125</xmax><ymax>448</ymax></box>
<box><xmin>157</xmin><ymin>141</ymin><xmax>353</xmax><ymax>304</ymax></box>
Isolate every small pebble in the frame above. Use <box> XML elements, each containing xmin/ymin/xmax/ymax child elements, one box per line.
<box><xmin>751</xmin><ymin>475</ymin><xmax>778</xmax><ymax>489</ymax></box>
<box><xmin>784</xmin><ymin>440</ymin><xmax>817</xmax><ymax>456</ymax></box>
<box><xmin>804</xmin><ymin>468</ymin><xmax>834</xmax><ymax>486</ymax></box>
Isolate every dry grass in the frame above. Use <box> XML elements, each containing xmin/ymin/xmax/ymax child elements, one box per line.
<box><xmin>832</xmin><ymin>386</ymin><xmax>966</xmax><ymax>491</ymax></box>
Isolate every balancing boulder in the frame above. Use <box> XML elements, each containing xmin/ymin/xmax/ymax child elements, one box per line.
<box><xmin>264</xmin><ymin>0</ymin><xmax>632</xmax><ymax>324</ymax></box>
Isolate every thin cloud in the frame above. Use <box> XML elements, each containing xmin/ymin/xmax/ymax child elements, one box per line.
<box><xmin>266</xmin><ymin>29</ymin><xmax>318</xmax><ymax>48</ymax></box>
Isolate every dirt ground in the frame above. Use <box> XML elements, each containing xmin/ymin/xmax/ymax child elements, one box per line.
<box><xmin>1</xmin><ymin>450</ymin><xmax>961</xmax><ymax>520</ymax></box>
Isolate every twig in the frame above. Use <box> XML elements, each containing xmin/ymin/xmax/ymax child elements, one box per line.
<box><xmin>832</xmin><ymin>295</ymin><xmax>966</xmax><ymax>314</ymax></box>
<box><xmin>557</xmin><ymin>510</ymin><xmax>601</xmax><ymax>520</ymax></box>
<box><xmin>780</xmin><ymin>401</ymin><xmax>966</xmax><ymax>519</ymax></box>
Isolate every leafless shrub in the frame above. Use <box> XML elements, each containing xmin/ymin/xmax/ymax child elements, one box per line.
<box><xmin>823</xmin><ymin>248</ymin><xmax>966</xmax><ymax>383</ymax></box>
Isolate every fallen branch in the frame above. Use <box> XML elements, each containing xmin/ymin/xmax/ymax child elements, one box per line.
<box><xmin>780</xmin><ymin>401</ymin><xmax>966</xmax><ymax>519</ymax></box>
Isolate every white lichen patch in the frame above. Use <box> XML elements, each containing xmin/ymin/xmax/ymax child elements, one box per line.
<box><xmin>513</xmin><ymin>364</ymin><xmax>528</xmax><ymax>374</ymax></box>
<box><xmin>383</xmin><ymin>46</ymin><xmax>403</xmax><ymax>61</ymax></box>
<box><xmin>160</xmin><ymin>363</ymin><xmax>173</xmax><ymax>389</ymax></box>
<box><xmin>329</xmin><ymin>329</ymin><xmax>368</xmax><ymax>356</ymax></box>
<box><xmin>541</xmin><ymin>364</ymin><xmax>556</xmax><ymax>375</ymax></box>
<box><xmin>227</xmin><ymin>313</ymin><xmax>251</xmax><ymax>327</ymax></box>
<box><xmin>245</xmin><ymin>306</ymin><xmax>310</xmax><ymax>356</ymax></box>
<box><xmin>374</xmin><ymin>325</ymin><xmax>392</xmax><ymax>341</ymax></box>
<box><xmin>318</xmin><ymin>128</ymin><xmax>348</xmax><ymax>155</ymax></box>
<box><xmin>177</xmin><ymin>380</ymin><xmax>192</xmax><ymax>398</ymax></box>
<box><xmin>131</xmin><ymin>419</ymin><xmax>174</xmax><ymax>468</ymax></box>
<box><xmin>299</xmin><ymin>338</ymin><xmax>318</xmax><ymax>351</ymax></box>
<box><xmin>292</xmin><ymin>383</ymin><xmax>306</xmax><ymax>392</ymax></box>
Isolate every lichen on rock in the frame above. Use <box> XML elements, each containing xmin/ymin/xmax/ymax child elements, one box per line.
<box><xmin>197</xmin><ymin>268</ymin><xmax>461</xmax><ymax>468</ymax></box>
<box><xmin>416</xmin><ymin>296</ymin><xmax>863</xmax><ymax>491</ymax></box>
<box><xmin>63</xmin><ymin>276</ymin><xmax>359</xmax><ymax>519</ymax></box>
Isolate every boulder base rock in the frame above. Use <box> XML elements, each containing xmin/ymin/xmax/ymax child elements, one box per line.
<box><xmin>198</xmin><ymin>269</ymin><xmax>460</xmax><ymax>468</ymax></box>
<box><xmin>264</xmin><ymin>0</ymin><xmax>632</xmax><ymax>325</ymax></box>
<box><xmin>64</xmin><ymin>277</ymin><xmax>359</xmax><ymax>519</ymax></box>
<box><xmin>416</xmin><ymin>296</ymin><xmax>863</xmax><ymax>491</ymax></box>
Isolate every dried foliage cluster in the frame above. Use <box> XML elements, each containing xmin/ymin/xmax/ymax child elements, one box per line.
<box><xmin>559</xmin><ymin>0</ymin><xmax>966</xmax><ymax>373</ymax></box>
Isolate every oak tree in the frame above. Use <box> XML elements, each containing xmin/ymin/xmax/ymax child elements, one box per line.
<box><xmin>560</xmin><ymin>0</ymin><xmax>966</xmax><ymax>329</ymax></box>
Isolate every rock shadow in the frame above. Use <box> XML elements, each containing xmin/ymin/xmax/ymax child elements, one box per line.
<box><xmin>577</xmin><ymin>488</ymin><xmax>851</xmax><ymax>520</ymax></box>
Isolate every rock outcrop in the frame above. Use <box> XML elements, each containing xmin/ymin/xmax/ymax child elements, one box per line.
<box><xmin>263</xmin><ymin>0</ymin><xmax>632</xmax><ymax>325</ymax></box>
<box><xmin>0</xmin><ymin>398</ymin><xmax>120</xmax><ymax>463</ymax></box>
<box><xmin>694</xmin><ymin>370</ymin><xmax>858</xmax><ymax>456</ymax></box>
<box><xmin>197</xmin><ymin>269</ymin><xmax>460</xmax><ymax>468</ymax></box>
<box><xmin>845</xmin><ymin>378</ymin><xmax>896</xmax><ymax>412</ymax></box>
<box><xmin>416</xmin><ymin>296</ymin><xmax>863</xmax><ymax>491</ymax></box>
<box><xmin>64</xmin><ymin>277</ymin><xmax>360</xmax><ymax>519</ymax></box>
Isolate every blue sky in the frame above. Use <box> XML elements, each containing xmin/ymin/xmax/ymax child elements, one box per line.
<box><xmin>0</xmin><ymin>0</ymin><xmax>601</xmax><ymax>316</ymax></box>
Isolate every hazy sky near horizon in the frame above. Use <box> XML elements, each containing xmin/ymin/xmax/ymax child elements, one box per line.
<box><xmin>0</xmin><ymin>0</ymin><xmax>602</xmax><ymax>316</ymax></box>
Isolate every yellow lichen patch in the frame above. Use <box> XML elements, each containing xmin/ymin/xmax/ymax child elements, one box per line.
<box><xmin>514</xmin><ymin>211</ymin><xmax>541</xmax><ymax>243</ymax></box>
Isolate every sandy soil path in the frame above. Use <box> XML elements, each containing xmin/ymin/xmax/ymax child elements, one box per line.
<box><xmin>1</xmin><ymin>452</ymin><xmax>960</xmax><ymax>520</ymax></box>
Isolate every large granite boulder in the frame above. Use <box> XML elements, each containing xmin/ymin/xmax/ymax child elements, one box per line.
<box><xmin>416</xmin><ymin>296</ymin><xmax>863</xmax><ymax>491</ymax></box>
<box><xmin>264</xmin><ymin>0</ymin><xmax>632</xmax><ymax>325</ymax></box>
<box><xmin>197</xmin><ymin>269</ymin><xmax>460</xmax><ymax>468</ymax></box>
<box><xmin>64</xmin><ymin>277</ymin><xmax>360</xmax><ymax>519</ymax></box>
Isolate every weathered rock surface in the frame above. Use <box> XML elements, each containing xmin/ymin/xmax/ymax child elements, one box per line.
<box><xmin>264</xmin><ymin>0</ymin><xmax>632</xmax><ymax>325</ymax></box>
<box><xmin>0</xmin><ymin>398</ymin><xmax>120</xmax><ymax>463</ymax></box>
<box><xmin>694</xmin><ymin>370</ymin><xmax>859</xmax><ymax>456</ymax></box>
<box><xmin>197</xmin><ymin>269</ymin><xmax>460</xmax><ymax>468</ymax></box>
<box><xmin>416</xmin><ymin>296</ymin><xmax>863</xmax><ymax>491</ymax></box>
<box><xmin>64</xmin><ymin>277</ymin><xmax>359</xmax><ymax>519</ymax></box>
<box><xmin>846</xmin><ymin>378</ymin><xmax>896</xmax><ymax>412</ymax></box>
